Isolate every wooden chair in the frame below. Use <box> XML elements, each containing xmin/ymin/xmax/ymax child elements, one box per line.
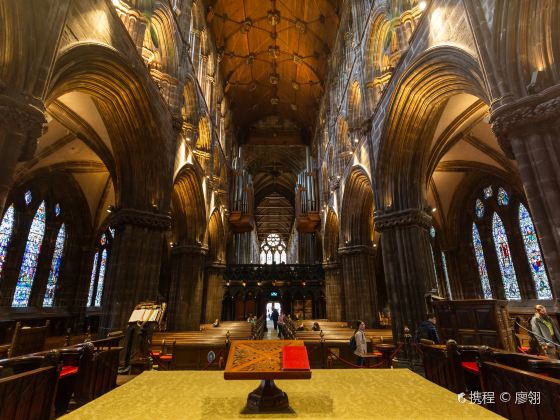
<box><xmin>151</xmin><ymin>339</ymin><xmax>174</xmax><ymax>370</ymax></box>
<box><xmin>8</xmin><ymin>321</ymin><xmax>50</xmax><ymax>357</ymax></box>
<box><xmin>0</xmin><ymin>350</ymin><xmax>60</xmax><ymax>420</ymax></box>
<box><xmin>73</xmin><ymin>344</ymin><xmax>123</xmax><ymax>405</ymax></box>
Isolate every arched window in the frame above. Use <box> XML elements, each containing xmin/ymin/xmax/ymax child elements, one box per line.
<box><xmin>43</xmin><ymin>223</ymin><xmax>66</xmax><ymax>307</ymax></box>
<box><xmin>492</xmin><ymin>212</ymin><xmax>521</xmax><ymax>300</ymax></box>
<box><xmin>260</xmin><ymin>233</ymin><xmax>287</xmax><ymax>265</ymax></box>
<box><xmin>12</xmin><ymin>201</ymin><xmax>47</xmax><ymax>307</ymax></box>
<box><xmin>441</xmin><ymin>251</ymin><xmax>453</xmax><ymax>299</ymax></box>
<box><xmin>0</xmin><ymin>205</ymin><xmax>16</xmax><ymax>279</ymax></box>
<box><xmin>519</xmin><ymin>203</ymin><xmax>553</xmax><ymax>299</ymax></box>
<box><xmin>472</xmin><ymin>223</ymin><xmax>492</xmax><ymax>299</ymax></box>
<box><xmin>87</xmin><ymin>230</ymin><xmax>112</xmax><ymax>307</ymax></box>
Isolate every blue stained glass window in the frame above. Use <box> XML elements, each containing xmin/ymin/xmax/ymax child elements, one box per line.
<box><xmin>472</xmin><ymin>223</ymin><xmax>493</xmax><ymax>299</ymax></box>
<box><xmin>12</xmin><ymin>201</ymin><xmax>47</xmax><ymax>307</ymax></box>
<box><xmin>519</xmin><ymin>204</ymin><xmax>553</xmax><ymax>299</ymax></box>
<box><xmin>430</xmin><ymin>226</ymin><xmax>436</xmax><ymax>238</ymax></box>
<box><xmin>87</xmin><ymin>252</ymin><xmax>99</xmax><ymax>306</ymax></box>
<box><xmin>43</xmin><ymin>224</ymin><xmax>66</xmax><ymax>307</ymax></box>
<box><xmin>483</xmin><ymin>186</ymin><xmax>493</xmax><ymax>199</ymax></box>
<box><xmin>492</xmin><ymin>212</ymin><xmax>521</xmax><ymax>300</ymax></box>
<box><xmin>497</xmin><ymin>188</ymin><xmax>509</xmax><ymax>206</ymax></box>
<box><xmin>100</xmin><ymin>233</ymin><xmax>107</xmax><ymax>246</ymax></box>
<box><xmin>441</xmin><ymin>251</ymin><xmax>453</xmax><ymax>299</ymax></box>
<box><xmin>109</xmin><ymin>227</ymin><xmax>115</xmax><ymax>238</ymax></box>
<box><xmin>0</xmin><ymin>205</ymin><xmax>16</xmax><ymax>279</ymax></box>
<box><xmin>55</xmin><ymin>203</ymin><xmax>61</xmax><ymax>216</ymax></box>
<box><xmin>94</xmin><ymin>249</ymin><xmax>107</xmax><ymax>306</ymax></box>
<box><xmin>25</xmin><ymin>190</ymin><xmax>32</xmax><ymax>205</ymax></box>
<box><xmin>429</xmin><ymin>244</ymin><xmax>441</xmax><ymax>295</ymax></box>
<box><xmin>475</xmin><ymin>199</ymin><xmax>485</xmax><ymax>219</ymax></box>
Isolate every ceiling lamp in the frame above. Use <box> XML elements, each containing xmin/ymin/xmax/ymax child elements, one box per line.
<box><xmin>268</xmin><ymin>10</ymin><xmax>280</xmax><ymax>26</ymax></box>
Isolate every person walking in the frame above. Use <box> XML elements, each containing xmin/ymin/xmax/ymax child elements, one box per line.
<box><xmin>353</xmin><ymin>320</ymin><xmax>367</xmax><ymax>367</ymax></box>
<box><xmin>271</xmin><ymin>308</ymin><xmax>279</xmax><ymax>330</ymax></box>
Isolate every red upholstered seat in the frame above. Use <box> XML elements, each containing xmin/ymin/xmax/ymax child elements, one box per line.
<box><xmin>372</xmin><ymin>352</ymin><xmax>382</xmax><ymax>357</ymax></box>
<box><xmin>59</xmin><ymin>366</ymin><xmax>78</xmax><ymax>379</ymax></box>
<box><xmin>159</xmin><ymin>355</ymin><xmax>172</xmax><ymax>361</ymax></box>
<box><xmin>461</xmin><ymin>361</ymin><xmax>479</xmax><ymax>374</ymax></box>
<box><xmin>150</xmin><ymin>351</ymin><xmax>161</xmax><ymax>357</ymax></box>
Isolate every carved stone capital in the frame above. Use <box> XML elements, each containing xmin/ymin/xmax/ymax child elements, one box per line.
<box><xmin>110</xmin><ymin>208</ymin><xmax>171</xmax><ymax>230</ymax></box>
<box><xmin>172</xmin><ymin>244</ymin><xmax>209</xmax><ymax>256</ymax></box>
<box><xmin>338</xmin><ymin>245</ymin><xmax>376</xmax><ymax>255</ymax></box>
<box><xmin>490</xmin><ymin>86</ymin><xmax>560</xmax><ymax>159</ymax></box>
<box><xmin>374</xmin><ymin>208</ymin><xmax>432</xmax><ymax>231</ymax></box>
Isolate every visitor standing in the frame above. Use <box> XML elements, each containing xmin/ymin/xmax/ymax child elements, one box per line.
<box><xmin>271</xmin><ymin>308</ymin><xmax>279</xmax><ymax>330</ymax></box>
<box><xmin>353</xmin><ymin>320</ymin><xmax>367</xmax><ymax>367</ymax></box>
<box><xmin>277</xmin><ymin>312</ymin><xmax>285</xmax><ymax>338</ymax></box>
<box><xmin>414</xmin><ymin>313</ymin><xmax>441</xmax><ymax>344</ymax></box>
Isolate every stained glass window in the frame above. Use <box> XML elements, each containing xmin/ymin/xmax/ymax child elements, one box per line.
<box><xmin>430</xmin><ymin>226</ymin><xmax>436</xmax><ymax>238</ymax></box>
<box><xmin>25</xmin><ymin>190</ymin><xmax>32</xmax><ymax>205</ymax></box>
<box><xmin>260</xmin><ymin>233</ymin><xmax>287</xmax><ymax>265</ymax></box>
<box><xmin>483</xmin><ymin>186</ymin><xmax>493</xmax><ymax>199</ymax></box>
<box><xmin>12</xmin><ymin>201</ymin><xmax>46</xmax><ymax>307</ymax></box>
<box><xmin>519</xmin><ymin>204</ymin><xmax>553</xmax><ymax>299</ymax></box>
<box><xmin>43</xmin><ymin>224</ymin><xmax>66</xmax><ymax>307</ymax></box>
<box><xmin>497</xmin><ymin>188</ymin><xmax>509</xmax><ymax>206</ymax></box>
<box><xmin>87</xmin><ymin>252</ymin><xmax>99</xmax><ymax>306</ymax></box>
<box><xmin>0</xmin><ymin>205</ymin><xmax>16</xmax><ymax>279</ymax></box>
<box><xmin>429</xmin><ymin>244</ymin><xmax>439</xmax><ymax>294</ymax></box>
<box><xmin>55</xmin><ymin>203</ymin><xmax>61</xmax><ymax>216</ymax></box>
<box><xmin>100</xmin><ymin>233</ymin><xmax>107</xmax><ymax>246</ymax></box>
<box><xmin>492</xmin><ymin>212</ymin><xmax>521</xmax><ymax>300</ymax></box>
<box><xmin>94</xmin><ymin>249</ymin><xmax>107</xmax><ymax>306</ymax></box>
<box><xmin>472</xmin><ymin>223</ymin><xmax>493</xmax><ymax>299</ymax></box>
<box><xmin>475</xmin><ymin>199</ymin><xmax>484</xmax><ymax>219</ymax></box>
<box><xmin>441</xmin><ymin>251</ymin><xmax>453</xmax><ymax>299</ymax></box>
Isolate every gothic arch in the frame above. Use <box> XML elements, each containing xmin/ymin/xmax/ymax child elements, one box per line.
<box><xmin>347</xmin><ymin>80</ymin><xmax>363</xmax><ymax>131</ymax></box>
<box><xmin>197</xmin><ymin>115</ymin><xmax>211</xmax><ymax>152</ymax></box>
<box><xmin>48</xmin><ymin>43</ymin><xmax>174</xmax><ymax>210</ymax></box>
<box><xmin>207</xmin><ymin>209</ymin><xmax>225</xmax><ymax>264</ymax></box>
<box><xmin>341</xmin><ymin>168</ymin><xmax>375</xmax><ymax>246</ymax></box>
<box><xmin>323</xmin><ymin>210</ymin><xmax>340</xmax><ymax>263</ymax></box>
<box><xmin>171</xmin><ymin>165</ymin><xmax>206</xmax><ymax>246</ymax></box>
<box><xmin>375</xmin><ymin>46</ymin><xmax>488</xmax><ymax>212</ymax></box>
<box><xmin>147</xmin><ymin>5</ymin><xmax>180</xmax><ymax>77</ymax></box>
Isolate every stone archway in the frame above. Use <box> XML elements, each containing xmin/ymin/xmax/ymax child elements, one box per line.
<box><xmin>323</xmin><ymin>209</ymin><xmax>344</xmax><ymax>321</ymax></box>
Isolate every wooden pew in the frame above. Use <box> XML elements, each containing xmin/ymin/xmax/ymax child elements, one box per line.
<box><xmin>0</xmin><ymin>350</ymin><xmax>60</xmax><ymax>420</ymax></box>
<box><xmin>8</xmin><ymin>321</ymin><xmax>50</xmax><ymax>357</ymax></box>
<box><xmin>479</xmin><ymin>361</ymin><xmax>560</xmax><ymax>419</ymax></box>
<box><xmin>170</xmin><ymin>342</ymin><xmax>229</xmax><ymax>370</ymax></box>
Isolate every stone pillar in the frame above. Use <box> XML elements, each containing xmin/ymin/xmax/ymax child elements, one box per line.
<box><xmin>203</xmin><ymin>263</ymin><xmax>225</xmax><ymax>323</ymax></box>
<box><xmin>374</xmin><ymin>209</ymin><xmax>435</xmax><ymax>345</ymax></box>
<box><xmin>323</xmin><ymin>262</ymin><xmax>344</xmax><ymax>321</ymax></box>
<box><xmin>168</xmin><ymin>244</ymin><xmax>207</xmax><ymax>330</ymax></box>
<box><xmin>339</xmin><ymin>245</ymin><xmax>378</xmax><ymax>327</ymax></box>
<box><xmin>0</xmin><ymin>99</ymin><xmax>45</xmax><ymax>216</ymax></box>
<box><xmin>99</xmin><ymin>209</ymin><xmax>171</xmax><ymax>335</ymax></box>
<box><xmin>491</xmin><ymin>87</ymin><xmax>560</xmax><ymax>297</ymax></box>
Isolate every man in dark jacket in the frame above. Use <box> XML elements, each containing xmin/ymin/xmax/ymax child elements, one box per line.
<box><xmin>271</xmin><ymin>308</ymin><xmax>279</xmax><ymax>330</ymax></box>
<box><xmin>415</xmin><ymin>313</ymin><xmax>441</xmax><ymax>344</ymax></box>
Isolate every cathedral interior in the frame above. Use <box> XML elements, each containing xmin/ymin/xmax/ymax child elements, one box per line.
<box><xmin>1</xmin><ymin>0</ymin><xmax>560</xmax><ymax>417</ymax></box>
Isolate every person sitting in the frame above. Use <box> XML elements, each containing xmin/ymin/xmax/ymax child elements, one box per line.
<box><xmin>311</xmin><ymin>322</ymin><xmax>321</xmax><ymax>331</ymax></box>
<box><xmin>296</xmin><ymin>322</ymin><xmax>305</xmax><ymax>331</ymax></box>
<box><xmin>530</xmin><ymin>304</ymin><xmax>560</xmax><ymax>359</ymax></box>
<box><xmin>247</xmin><ymin>314</ymin><xmax>253</xmax><ymax>323</ymax></box>
<box><xmin>212</xmin><ymin>318</ymin><xmax>220</xmax><ymax>328</ymax></box>
<box><xmin>414</xmin><ymin>313</ymin><xmax>441</xmax><ymax>344</ymax></box>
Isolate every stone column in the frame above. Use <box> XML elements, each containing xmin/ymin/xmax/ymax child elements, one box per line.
<box><xmin>203</xmin><ymin>263</ymin><xmax>225</xmax><ymax>323</ymax></box>
<box><xmin>323</xmin><ymin>262</ymin><xmax>344</xmax><ymax>321</ymax></box>
<box><xmin>339</xmin><ymin>245</ymin><xmax>378</xmax><ymax>327</ymax></box>
<box><xmin>99</xmin><ymin>209</ymin><xmax>171</xmax><ymax>335</ymax></box>
<box><xmin>374</xmin><ymin>209</ymin><xmax>436</xmax><ymax>345</ymax></box>
<box><xmin>168</xmin><ymin>244</ymin><xmax>207</xmax><ymax>330</ymax></box>
<box><xmin>0</xmin><ymin>99</ymin><xmax>45</xmax><ymax>216</ymax></box>
<box><xmin>491</xmin><ymin>86</ymin><xmax>560</xmax><ymax>297</ymax></box>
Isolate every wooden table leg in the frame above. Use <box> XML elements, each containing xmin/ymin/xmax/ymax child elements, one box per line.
<box><xmin>244</xmin><ymin>379</ymin><xmax>290</xmax><ymax>413</ymax></box>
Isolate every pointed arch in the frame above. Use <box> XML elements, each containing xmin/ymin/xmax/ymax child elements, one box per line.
<box><xmin>12</xmin><ymin>201</ymin><xmax>47</xmax><ymax>307</ymax></box>
<box><xmin>519</xmin><ymin>203</ymin><xmax>553</xmax><ymax>299</ymax></box>
<box><xmin>172</xmin><ymin>165</ymin><xmax>207</xmax><ymax>245</ymax></box>
<box><xmin>341</xmin><ymin>168</ymin><xmax>375</xmax><ymax>246</ymax></box>
<box><xmin>0</xmin><ymin>205</ymin><xmax>16</xmax><ymax>279</ymax></box>
<box><xmin>43</xmin><ymin>223</ymin><xmax>66</xmax><ymax>307</ymax></box>
<box><xmin>207</xmin><ymin>209</ymin><xmax>225</xmax><ymax>263</ymax></box>
<box><xmin>324</xmin><ymin>210</ymin><xmax>340</xmax><ymax>263</ymax></box>
<box><xmin>492</xmin><ymin>212</ymin><xmax>521</xmax><ymax>300</ymax></box>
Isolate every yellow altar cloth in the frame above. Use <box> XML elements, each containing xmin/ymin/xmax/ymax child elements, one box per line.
<box><xmin>63</xmin><ymin>369</ymin><xmax>500</xmax><ymax>419</ymax></box>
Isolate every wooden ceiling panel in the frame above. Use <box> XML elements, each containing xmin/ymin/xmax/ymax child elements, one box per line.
<box><xmin>209</xmin><ymin>0</ymin><xmax>340</xmax><ymax>139</ymax></box>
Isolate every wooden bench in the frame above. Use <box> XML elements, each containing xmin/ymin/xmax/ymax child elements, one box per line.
<box><xmin>0</xmin><ymin>350</ymin><xmax>60</xmax><ymax>420</ymax></box>
<box><xmin>479</xmin><ymin>361</ymin><xmax>560</xmax><ymax>418</ymax></box>
<box><xmin>8</xmin><ymin>321</ymin><xmax>50</xmax><ymax>357</ymax></box>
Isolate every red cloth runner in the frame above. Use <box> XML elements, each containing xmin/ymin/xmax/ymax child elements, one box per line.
<box><xmin>282</xmin><ymin>346</ymin><xmax>310</xmax><ymax>371</ymax></box>
<box><xmin>59</xmin><ymin>366</ymin><xmax>78</xmax><ymax>379</ymax></box>
<box><xmin>461</xmin><ymin>361</ymin><xmax>479</xmax><ymax>374</ymax></box>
